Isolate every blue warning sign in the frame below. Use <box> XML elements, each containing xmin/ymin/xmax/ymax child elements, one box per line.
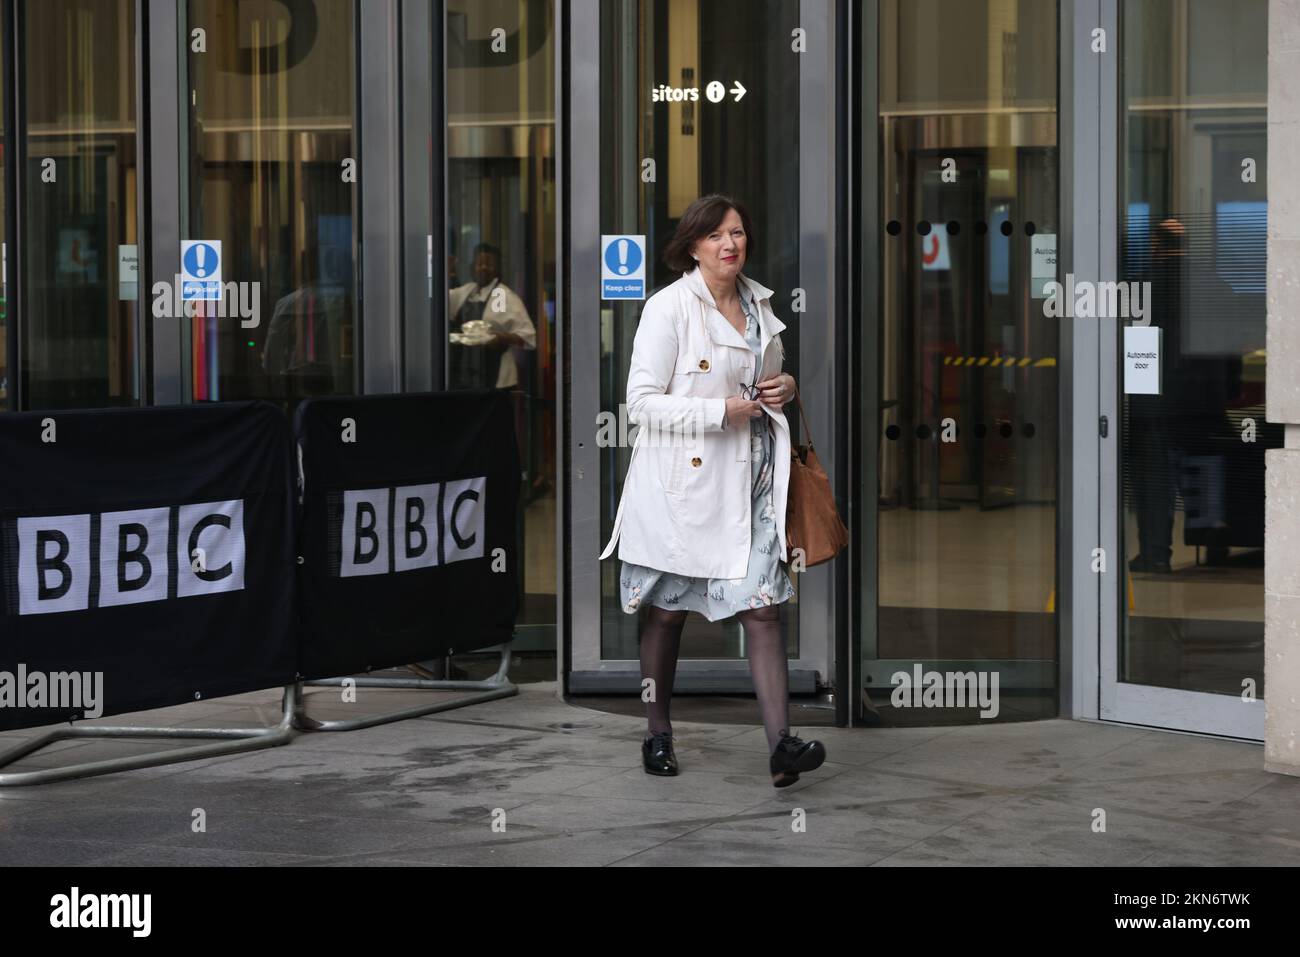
<box><xmin>181</xmin><ymin>240</ymin><xmax>223</xmax><ymax>301</ymax></box>
<box><xmin>601</xmin><ymin>235</ymin><xmax>646</xmax><ymax>300</ymax></box>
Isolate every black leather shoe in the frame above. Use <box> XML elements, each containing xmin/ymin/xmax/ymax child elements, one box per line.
<box><xmin>642</xmin><ymin>731</ymin><xmax>678</xmax><ymax>776</ymax></box>
<box><xmin>769</xmin><ymin>729</ymin><xmax>825</xmax><ymax>787</ymax></box>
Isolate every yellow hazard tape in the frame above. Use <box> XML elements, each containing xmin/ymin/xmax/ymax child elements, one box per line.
<box><xmin>943</xmin><ymin>356</ymin><xmax>1056</xmax><ymax>367</ymax></box>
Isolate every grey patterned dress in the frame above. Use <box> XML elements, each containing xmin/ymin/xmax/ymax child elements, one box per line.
<box><xmin>619</xmin><ymin>281</ymin><xmax>796</xmax><ymax>622</ymax></box>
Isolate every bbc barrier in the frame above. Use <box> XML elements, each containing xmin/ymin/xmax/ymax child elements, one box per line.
<box><xmin>0</xmin><ymin>401</ymin><xmax>299</xmax><ymax>731</ymax></box>
<box><xmin>295</xmin><ymin>390</ymin><xmax>519</xmax><ymax>679</ymax></box>
<box><xmin>292</xmin><ymin>390</ymin><xmax>521</xmax><ymax>730</ymax></box>
<box><xmin>0</xmin><ymin>392</ymin><xmax>520</xmax><ymax>784</ymax></box>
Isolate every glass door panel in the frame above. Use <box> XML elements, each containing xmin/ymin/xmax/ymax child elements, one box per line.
<box><xmin>445</xmin><ymin>0</ymin><xmax>557</xmax><ymax>652</ymax></box>
<box><xmin>868</xmin><ymin>0</ymin><xmax>1059</xmax><ymax>723</ymax></box>
<box><xmin>1106</xmin><ymin>0</ymin><xmax>1270</xmax><ymax>737</ymax></box>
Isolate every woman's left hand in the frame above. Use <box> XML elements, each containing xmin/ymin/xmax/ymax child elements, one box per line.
<box><xmin>755</xmin><ymin>373</ymin><xmax>796</xmax><ymax>407</ymax></box>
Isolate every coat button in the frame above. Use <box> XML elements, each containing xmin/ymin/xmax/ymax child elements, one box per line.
<box><xmin>691</xmin><ymin>456</ymin><xmax>702</xmax><ymax>467</ymax></box>
<box><xmin>698</xmin><ymin>358</ymin><xmax>709</xmax><ymax>371</ymax></box>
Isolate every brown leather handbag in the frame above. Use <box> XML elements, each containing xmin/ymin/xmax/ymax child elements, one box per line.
<box><xmin>785</xmin><ymin>388</ymin><xmax>849</xmax><ymax>567</ymax></box>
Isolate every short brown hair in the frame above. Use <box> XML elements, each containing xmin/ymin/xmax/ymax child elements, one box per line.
<box><xmin>662</xmin><ymin>194</ymin><xmax>756</xmax><ymax>273</ymax></box>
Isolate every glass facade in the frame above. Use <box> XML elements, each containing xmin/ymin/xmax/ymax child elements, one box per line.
<box><xmin>186</xmin><ymin>0</ymin><xmax>357</xmax><ymax>410</ymax></box>
<box><xmin>1119</xmin><ymin>0</ymin><xmax>1273</xmax><ymax>696</ymax></box>
<box><xmin>21</xmin><ymin>0</ymin><xmax>140</xmax><ymax>410</ymax></box>
<box><xmin>0</xmin><ymin>0</ymin><xmax>1277</xmax><ymax>738</ymax></box>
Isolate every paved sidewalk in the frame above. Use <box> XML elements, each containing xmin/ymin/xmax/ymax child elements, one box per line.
<box><xmin>1</xmin><ymin>683</ymin><xmax>1297</xmax><ymax>866</ymax></box>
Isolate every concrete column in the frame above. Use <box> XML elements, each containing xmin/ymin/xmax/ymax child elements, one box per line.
<box><xmin>1265</xmin><ymin>0</ymin><xmax>1300</xmax><ymax>775</ymax></box>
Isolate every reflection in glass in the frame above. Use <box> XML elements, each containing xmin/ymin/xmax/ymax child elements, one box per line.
<box><xmin>1120</xmin><ymin>0</ymin><xmax>1273</xmax><ymax>695</ymax></box>
<box><xmin>22</xmin><ymin>0</ymin><xmax>140</xmax><ymax>410</ymax></box>
<box><xmin>872</xmin><ymin>0</ymin><xmax>1059</xmax><ymax>722</ymax></box>
<box><xmin>446</xmin><ymin>0</ymin><xmax>556</xmax><ymax>650</ymax></box>
<box><xmin>187</xmin><ymin>0</ymin><xmax>356</xmax><ymax>411</ymax></box>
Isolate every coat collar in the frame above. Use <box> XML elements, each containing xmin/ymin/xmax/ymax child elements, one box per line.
<box><xmin>681</xmin><ymin>267</ymin><xmax>786</xmax><ymax>353</ymax></box>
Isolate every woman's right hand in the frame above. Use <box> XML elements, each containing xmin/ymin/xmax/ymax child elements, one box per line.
<box><xmin>725</xmin><ymin>396</ymin><xmax>765</xmax><ymax>429</ymax></box>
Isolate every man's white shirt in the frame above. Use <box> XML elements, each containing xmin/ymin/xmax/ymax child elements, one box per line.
<box><xmin>448</xmin><ymin>279</ymin><xmax>537</xmax><ymax>389</ymax></box>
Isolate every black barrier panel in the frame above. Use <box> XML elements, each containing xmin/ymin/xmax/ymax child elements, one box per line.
<box><xmin>0</xmin><ymin>402</ymin><xmax>298</xmax><ymax>731</ymax></box>
<box><xmin>294</xmin><ymin>390</ymin><xmax>520</xmax><ymax>678</ymax></box>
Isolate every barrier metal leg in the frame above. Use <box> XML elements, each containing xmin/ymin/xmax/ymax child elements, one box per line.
<box><xmin>295</xmin><ymin>645</ymin><xmax>517</xmax><ymax>732</ymax></box>
<box><xmin>0</xmin><ymin>684</ymin><xmax>300</xmax><ymax>788</ymax></box>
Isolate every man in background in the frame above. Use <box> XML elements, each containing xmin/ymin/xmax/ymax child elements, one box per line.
<box><xmin>447</xmin><ymin>242</ymin><xmax>536</xmax><ymax>391</ymax></box>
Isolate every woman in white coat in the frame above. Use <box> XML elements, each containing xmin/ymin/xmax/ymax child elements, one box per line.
<box><xmin>598</xmin><ymin>194</ymin><xmax>826</xmax><ymax>788</ymax></box>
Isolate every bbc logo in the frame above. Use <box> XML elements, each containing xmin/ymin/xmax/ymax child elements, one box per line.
<box><xmin>12</xmin><ymin>500</ymin><xmax>246</xmax><ymax>616</ymax></box>
<box><xmin>340</xmin><ymin>478</ymin><xmax>485</xmax><ymax>577</ymax></box>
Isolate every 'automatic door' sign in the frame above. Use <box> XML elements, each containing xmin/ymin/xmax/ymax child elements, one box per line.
<box><xmin>8</xmin><ymin>500</ymin><xmax>246</xmax><ymax>616</ymax></box>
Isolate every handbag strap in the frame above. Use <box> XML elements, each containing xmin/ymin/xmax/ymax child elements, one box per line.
<box><xmin>791</xmin><ymin>385</ymin><xmax>816</xmax><ymax>450</ymax></box>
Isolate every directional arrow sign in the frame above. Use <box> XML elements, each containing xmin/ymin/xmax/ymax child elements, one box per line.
<box><xmin>731</xmin><ymin>81</ymin><xmax>747</xmax><ymax>102</ymax></box>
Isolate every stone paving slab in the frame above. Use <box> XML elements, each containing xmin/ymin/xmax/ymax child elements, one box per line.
<box><xmin>0</xmin><ymin>683</ymin><xmax>1295</xmax><ymax>866</ymax></box>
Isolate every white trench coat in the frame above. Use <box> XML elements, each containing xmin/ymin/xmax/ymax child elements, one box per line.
<box><xmin>597</xmin><ymin>267</ymin><xmax>791</xmax><ymax>579</ymax></box>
